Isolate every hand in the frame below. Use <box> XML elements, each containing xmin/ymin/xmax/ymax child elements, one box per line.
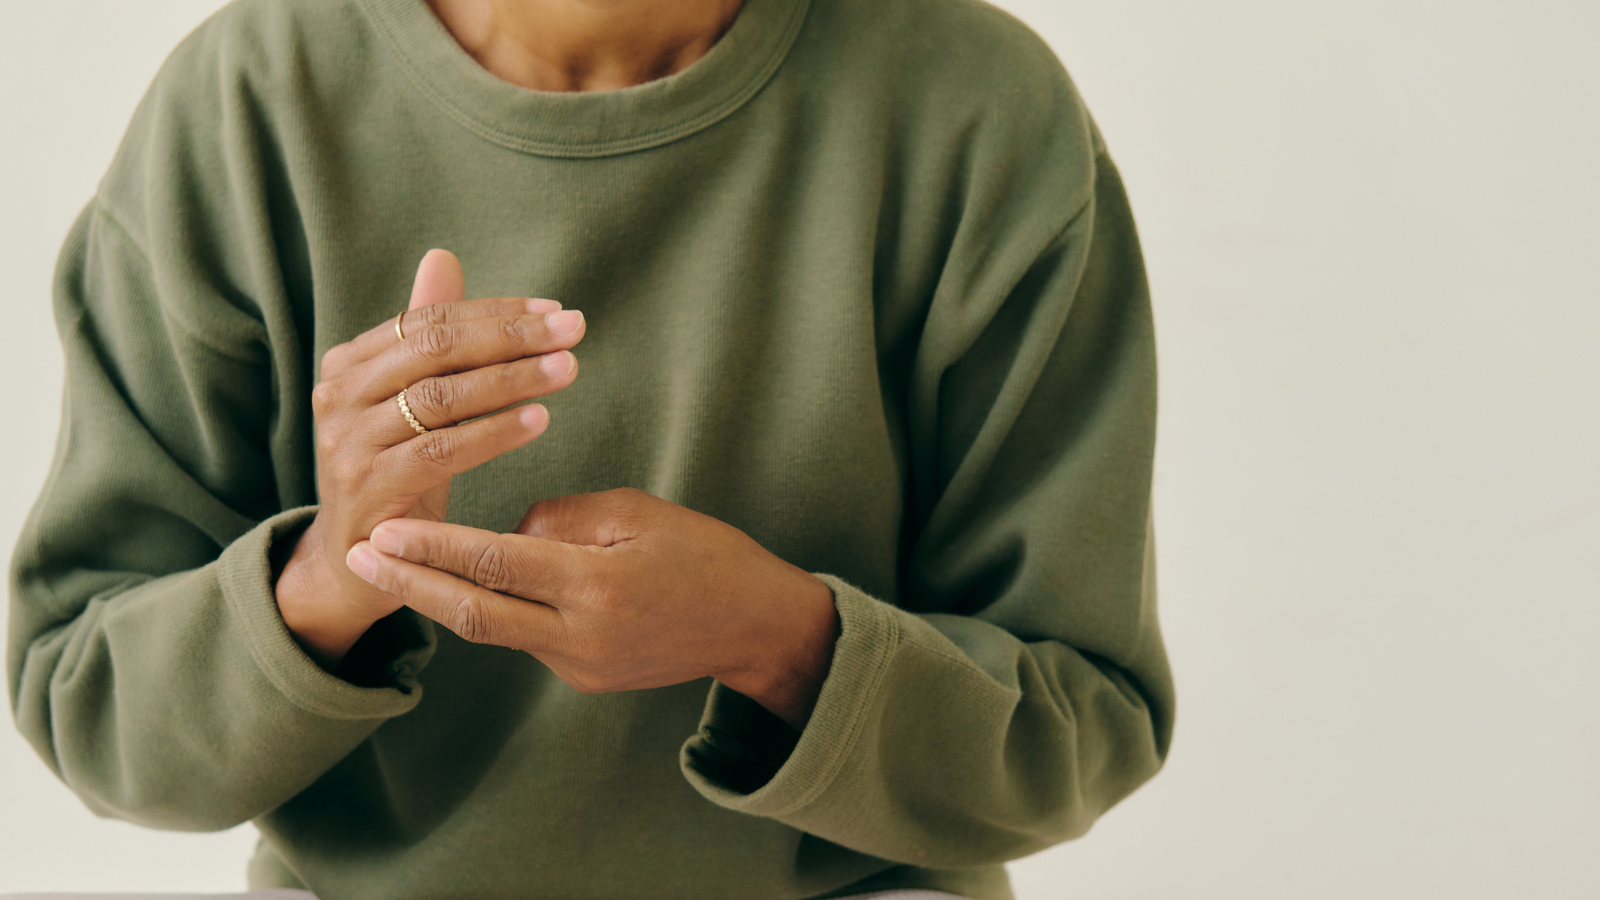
<box><xmin>276</xmin><ymin>249</ymin><xmax>586</xmax><ymax>667</ymax></box>
<box><xmin>345</xmin><ymin>488</ymin><xmax>841</xmax><ymax>729</ymax></box>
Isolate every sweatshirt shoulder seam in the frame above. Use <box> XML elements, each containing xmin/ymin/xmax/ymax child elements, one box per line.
<box><xmin>84</xmin><ymin>199</ymin><xmax>272</xmax><ymax>367</ymax></box>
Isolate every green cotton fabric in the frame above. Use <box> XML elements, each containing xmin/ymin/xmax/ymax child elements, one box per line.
<box><xmin>7</xmin><ymin>0</ymin><xmax>1174</xmax><ymax>897</ymax></box>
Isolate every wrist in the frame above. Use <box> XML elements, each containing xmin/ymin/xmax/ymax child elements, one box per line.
<box><xmin>275</xmin><ymin>518</ymin><xmax>388</xmax><ymax>669</ymax></box>
<box><xmin>721</xmin><ymin>569</ymin><xmax>839</xmax><ymax>730</ymax></box>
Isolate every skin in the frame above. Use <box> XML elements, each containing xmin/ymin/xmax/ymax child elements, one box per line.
<box><xmin>424</xmin><ymin>0</ymin><xmax>747</xmax><ymax>92</ymax></box>
<box><xmin>276</xmin><ymin>250</ymin><xmax>584</xmax><ymax>667</ymax></box>
<box><xmin>280</xmin><ymin>0</ymin><xmax>837</xmax><ymax>730</ymax></box>
<box><xmin>347</xmin><ymin>490</ymin><xmax>839</xmax><ymax>727</ymax></box>
<box><xmin>279</xmin><ymin>243</ymin><xmax>839</xmax><ymax>727</ymax></box>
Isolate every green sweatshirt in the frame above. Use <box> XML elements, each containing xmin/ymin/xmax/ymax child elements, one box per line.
<box><xmin>7</xmin><ymin>0</ymin><xmax>1173</xmax><ymax>897</ymax></box>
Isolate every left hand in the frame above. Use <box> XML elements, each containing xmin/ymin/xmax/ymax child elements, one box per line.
<box><xmin>345</xmin><ymin>488</ymin><xmax>840</xmax><ymax>729</ymax></box>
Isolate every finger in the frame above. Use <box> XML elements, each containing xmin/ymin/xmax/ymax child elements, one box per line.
<box><xmin>324</xmin><ymin>244</ymin><xmax>533</xmax><ymax>380</ymax></box>
<box><xmin>397</xmin><ymin>296</ymin><xmax>564</xmax><ymax>353</ymax></box>
<box><xmin>350</xmin><ymin>308</ymin><xmax>586</xmax><ymax>406</ymax></box>
<box><xmin>368</xmin><ymin>519</ymin><xmax>598</xmax><ymax>604</ymax></box>
<box><xmin>374</xmin><ymin>402</ymin><xmax>550</xmax><ymax>486</ymax></box>
<box><xmin>409</xmin><ymin>248</ymin><xmax>465</xmax><ymax>310</ymax></box>
<box><xmin>367</xmin><ymin>351</ymin><xmax>577</xmax><ymax>440</ymax></box>
<box><xmin>323</xmin><ymin>296</ymin><xmax>563</xmax><ymax>379</ymax></box>
<box><xmin>516</xmin><ymin>487</ymin><xmax>658</xmax><ymax>547</ymax></box>
<box><xmin>347</xmin><ymin>540</ymin><xmax>564</xmax><ymax>650</ymax></box>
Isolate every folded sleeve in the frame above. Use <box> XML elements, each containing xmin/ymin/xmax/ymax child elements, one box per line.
<box><xmin>7</xmin><ymin>68</ymin><xmax>438</xmax><ymax>831</ymax></box>
<box><xmin>682</xmin><ymin>144</ymin><xmax>1174</xmax><ymax>866</ymax></box>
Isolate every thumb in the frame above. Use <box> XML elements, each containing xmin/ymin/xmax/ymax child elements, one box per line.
<box><xmin>409</xmin><ymin>248</ymin><xmax>465</xmax><ymax>310</ymax></box>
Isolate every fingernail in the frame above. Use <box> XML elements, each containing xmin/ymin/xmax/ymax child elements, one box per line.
<box><xmin>526</xmin><ymin>298</ymin><xmax>562</xmax><ymax>313</ymax></box>
<box><xmin>370</xmin><ymin>524</ymin><xmax>403</xmax><ymax>556</ymax></box>
<box><xmin>346</xmin><ymin>543</ymin><xmax>379</xmax><ymax>582</ymax></box>
<box><xmin>520</xmin><ymin>403</ymin><xmax>549</xmax><ymax>431</ymax></box>
<box><xmin>540</xmin><ymin>350</ymin><xmax>574</xmax><ymax>377</ymax></box>
<box><xmin>546</xmin><ymin>310</ymin><xmax>584</xmax><ymax>337</ymax></box>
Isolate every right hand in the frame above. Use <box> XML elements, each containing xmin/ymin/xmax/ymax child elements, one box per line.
<box><xmin>276</xmin><ymin>249</ymin><xmax>586</xmax><ymax>667</ymax></box>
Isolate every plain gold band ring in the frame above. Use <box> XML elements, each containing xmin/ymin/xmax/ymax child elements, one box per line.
<box><xmin>395</xmin><ymin>312</ymin><xmax>407</xmax><ymax>342</ymax></box>
<box><xmin>397</xmin><ymin>388</ymin><xmax>428</xmax><ymax>435</ymax></box>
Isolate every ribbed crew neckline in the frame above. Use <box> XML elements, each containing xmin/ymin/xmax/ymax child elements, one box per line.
<box><xmin>356</xmin><ymin>0</ymin><xmax>812</xmax><ymax>158</ymax></box>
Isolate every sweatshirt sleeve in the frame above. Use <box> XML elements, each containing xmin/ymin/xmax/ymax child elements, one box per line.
<box><xmin>681</xmin><ymin>137</ymin><xmax>1174</xmax><ymax>866</ymax></box>
<box><xmin>6</xmin><ymin>24</ymin><xmax>438</xmax><ymax>832</ymax></box>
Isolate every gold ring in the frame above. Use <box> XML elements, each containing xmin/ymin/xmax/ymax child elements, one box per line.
<box><xmin>395</xmin><ymin>312</ymin><xmax>407</xmax><ymax>342</ymax></box>
<box><xmin>397</xmin><ymin>388</ymin><xmax>428</xmax><ymax>435</ymax></box>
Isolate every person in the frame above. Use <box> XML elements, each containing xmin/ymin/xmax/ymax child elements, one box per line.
<box><xmin>6</xmin><ymin>0</ymin><xmax>1174</xmax><ymax>897</ymax></box>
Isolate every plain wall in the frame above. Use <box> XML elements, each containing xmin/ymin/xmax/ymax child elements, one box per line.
<box><xmin>2</xmin><ymin>1</ymin><xmax>1596</xmax><ymax>896</ymax></box>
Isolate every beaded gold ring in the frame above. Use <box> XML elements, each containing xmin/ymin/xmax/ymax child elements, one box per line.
<box><xmin>396</xmin><ymin>388</ymin><xmax>428</xmax><ymax>435</ymax></box>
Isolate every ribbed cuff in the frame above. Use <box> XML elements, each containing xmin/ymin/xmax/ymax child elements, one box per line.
<box><xmin>680</xmin><ymin>573</ymin><xmax>901</xmax><ymax>816</ymax></box>
<box><xmin>215</xmin><ymin>506</ymin><xmax>437</xmax><ymax>721</ymax></box>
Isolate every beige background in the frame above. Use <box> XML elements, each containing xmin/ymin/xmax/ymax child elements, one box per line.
<box><xmin>3</xmin><ymin>0</ymin><xmax>1597</xmax><ymax>896</ymax></box>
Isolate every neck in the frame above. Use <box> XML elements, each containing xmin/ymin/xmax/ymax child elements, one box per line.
<box><xmin>425</xmin><ymin>0</ymin><xmax>746</xmax><ymax>92</ymax></box>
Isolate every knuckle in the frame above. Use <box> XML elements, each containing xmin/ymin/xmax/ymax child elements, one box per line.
<box><xmin>497</xmin><ymin>360</ymin><xmax>528</xmax><ymax>391</ymax></box>
<box><xmin>319</xmin><ymin>345</ymin><xmax>351</xmax><ymax>378</ymax></box>
<box><xmin>408</xmin><ymin>377</ymin><xmax>456</xmax><ymax>422</ymax></box>
<box><xmin>602</xmin><ymin>489</ymin><xmax>651</xmax><ymax>529</ymax></box>
<box><xmin>309</xmin><ymin>379</ymin><xmax>338</xmax><ymax>415</ymax></box>
<box><xmin>517</xmin><ymin>499</ymin><xmax>555</xmax><ymax>536</ymax></box>
<box><xmin>314</xmin><ymin>426</ymin><xmax>340</xmax><ymax>458</ymax></box>
<box><xmin>500</xmin><ymin>316</ymin><xmax>531</xmax><ymax>345</ymax></box>
<box><xmin>414</xmin><ymin>323</ymin><xmax>454</xmax><ymax>360</ymax></box>
<box><xmin>446</xmin><ymin>593</ymin><xmax>490</xmax><ymax>644</ymax></box>
<box><xmin>607</xmin><ymin>487</ymin><xmax>649</xmax><ymax>507</ymax></box>
<box><xmin>412</xmin><ymin>429</ymin><xmax>459</xmax><ymax>468</ymax></box>
<box><xmin>414</xmin><ymin>304</ymin><xmax>450</xmax><ymax>327</ymax></box>
<box><xmin>468</xmin><ymin>542</ymin><xmax>514</xmax><ymax>592</ymax></box>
